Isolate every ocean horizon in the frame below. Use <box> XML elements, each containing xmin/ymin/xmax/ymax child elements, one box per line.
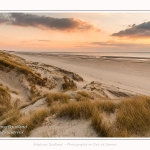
<box><xmin>38</xmin><ymin>52</ymin><xmax>150</xmax><ymax>59</ymax></box>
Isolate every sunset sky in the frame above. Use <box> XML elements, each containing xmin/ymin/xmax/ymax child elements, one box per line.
<box><xmin>1</xmin><ymin>12</ymin><xmax>150</xmax><ymax>52</ymax></box>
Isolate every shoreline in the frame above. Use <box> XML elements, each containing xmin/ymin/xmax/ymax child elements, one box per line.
<box><xmin>14</xmin><ymin>51</ymin><xmax>150</xmax><ymax>60</ymax></box>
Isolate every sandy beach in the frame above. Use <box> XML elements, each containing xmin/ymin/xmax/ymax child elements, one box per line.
<box><xmin>15</xmin><ymin>52</ymin><xmax>150</xmax><ymax>96</ymax></box>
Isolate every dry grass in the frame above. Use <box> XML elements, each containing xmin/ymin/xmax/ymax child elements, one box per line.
<box><xmin>0</xmin><ymin>51</ymin><xmax>46</xmax><ymax>87</ymax></box>
<box><xmin>50</xmin><ymin>99</ymin><xmax>118</xmax><ymax>120</ymax></box>
<box><xmin>50</xmin><ymin>101</ymin><xmax>94</xmax><ymax>119</ymax></box>
<box><xmin>46</xmin><ymin>92</ymin><xmax>70</xmax><ymax>106</ymax></box>
<box><xmin>0</xmin><ymin>108</ymin><xmax>22</xmax><ymax>129</ymax></box>
<box><xmin>78</xmin><ymin>91</ymin><xmax>89</xmax><ymax>97</ymax></box>
<box><xmin>0</xmin><ymin>55</ymin><xmax>34</xmax><ymax>75</ymax></box>
<box><xmin>50</xmin><ymin>99</ymin><xmax>116</xmax><ymax>137</ymax></box>
<box><xmin>0</xmin><ymin>86</ymin><xmax>21</xmax><ymax>126</ymax></box>
<box><xmin>29</xmin><ymin>84</ymin><xmax>41</xmax><ymax>100</ymax></box>
<box><xmin>62</xmin><ymin>76</ymin><xmax>77</xmax><ymax>91</ymax></box>
<box><xmin>116</xmin><ymin>96</ymin><xmax>150</xmax><ymax>136</ymax></box>
<box><xmin>0</xmin><ymin>86</ymin><xmax>11</xmax><ymax>116</ymax></box>
<box><xmin>91</xmin><ymin>109</ymin><xmax>111</xmax><ymax>137</ymax></box>
<box><xmin>11</xmin><ymin>108</ymin><xmax>49</xmax><ymax>137</ymax></box>
<box><xmin>96</xmin><ymin>100</ymin><xmax>119</xmax><ymax>114</ymax></box>
<box><xmin>76</xmin><ymin>91</ymin><xmax>91</xmax><ymax>101</ymax></box>
<box><xmin>91</xmin><ymin>96</ymin><xmax>150</xmax><ymax>137</ymax></box>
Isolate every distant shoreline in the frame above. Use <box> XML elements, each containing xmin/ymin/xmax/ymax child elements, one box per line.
<box><xmin>14</xmin><ymin>51</ymin><xmax>150</xmax><ymax>61</ymax></box>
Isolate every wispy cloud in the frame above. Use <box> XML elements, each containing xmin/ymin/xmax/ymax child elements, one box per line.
<box><xmin>37</xmin><ymin>40</ymin><xmax>51</xmax><ymax>42</ymax></box>
<box><xmin>20</xmin><ymin>39</ymin><xmax>51</xmax><ymax>43</ymax></box>
<box><xmin>0</xmin><ymin>13</ymin><xmax>100</xmax><ymax>32</ymax></box>
<box><xmin>91</xmin><ymin>41</ymin><xmax>149</xmax><ymax>47</ymax></box>
<box><xmin>112</xmin><ymin>21</ymin><xmax>150</xmax><ymax>38</ymax></box>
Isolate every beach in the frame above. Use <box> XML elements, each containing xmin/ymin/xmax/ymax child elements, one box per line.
<box><xmin>15</xmin><ymin>52</ymin><xmax>150</xmax><ymax>96</ymax></box>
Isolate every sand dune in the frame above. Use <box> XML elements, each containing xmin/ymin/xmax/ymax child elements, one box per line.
<box><xmin>1</xmin><ymin>50</ymin><xmax>150</xmax><ymax>138</ymax></box>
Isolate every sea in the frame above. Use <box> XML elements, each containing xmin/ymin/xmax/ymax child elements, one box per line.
<box><xmin>44</xmin><ymin>52</ymin><xmax>150</xmax><ymax>59</ymax></box>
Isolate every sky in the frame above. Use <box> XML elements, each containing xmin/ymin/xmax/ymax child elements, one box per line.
<box><xmin>1</xmin><ymin>12</ymin><xmax>150</xmax><ymax>52</ymax></box>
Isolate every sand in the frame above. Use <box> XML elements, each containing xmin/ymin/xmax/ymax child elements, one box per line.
<box><xmin>15</xmin><ymin>52</ymin><xmax>150</xmax><ymax>96</ymax></box>
<box><xmin>1</xmin><ymin>51</ymin><xmax>150</xmax><ymax>137</ymax></box>
<box><xmin>29</xmin><ymin>118</ymin><xmax>97</xmax><ymax>137</ymax></box>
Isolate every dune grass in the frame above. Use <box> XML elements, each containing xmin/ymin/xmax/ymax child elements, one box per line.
<box><xmin>0</xmin><ymin>52</ymin><xmax>46</xmax><ymax>86</ymax></box>
<box><xmin>91</xmin><ymin>109</ymin><xmax>112</xmax><ymax>137</ymax></box>
<box><xmin>46</xmin><ymin>92</ymin><xmax>70</xmax><ymax>106</ymax></box>
<box><xmin>76</xmin><ymin>90</ymin><xmax>91</xmax><ymax>101</ymax></box>
<box><xmin>116</xmin><ymin>96</ymin><xmax>150</xmax><ymax>136</ymax></box>
<box><xmin>0</xmin><ymin>109</ymin><xmax>22</xmax><ymax>128</ymax></box>
<box><xmin>54</xmin><ymin>101</ymin><xmax>94</xmax><ymax>119</ymax></box>
<box><xmin>0</xmin><ymin>55</ymin><xmax>34</xmax><ymax>75</ymax></box>
<box><xmin>50</xmin><ymin>99</ymin><xmax>118</xmax><ymax>120</ymax></box>
<box><xmin>62</xmin><ymin>75</ymin><xmax>77</xmax><ymax>91</ymax></box>
<box><xmin>50</xmin><ymin>95</ymin><xmax>150</xmax><ymax>137</ymax></box>
<box><xmin>50</xmin><ymin>100</ymin><xmax>115</xmax><ymax>137</ymax></box>
<box><xmin>11</xmin><ymin>108</ymin><xmax>49</xmax><ymax>137</ymax></box>
<box><xmin>92</xmin><ymin>96</ymin><xmax>150</xmax><ymax>137</ymax></box>
<box><xmin>0</xmin><ymin>86</ymin><xmax>11</xmax><ymax>116</ymax></box>
<box><xmin>0</xmin><ymin>87</ymin><xmax>21</xmax><ymax>129</ymax></box>
<box><xmin>96</xmin><ymin>100</ymin><xmax>119</xmax><ymax>114</ymax></box>
<box><xmin>78</xmin><ymin>90</ymin><xmax>89</xmax><ymax>97</ymax></box>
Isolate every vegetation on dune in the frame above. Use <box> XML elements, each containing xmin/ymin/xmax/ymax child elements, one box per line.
<box><xmin>96</xmin><ymin>100</ymin><xmax>119</xmax><ymax>114</ymax></box>
<box><xmin>46</xmin><ymin>92</ymin><xmax>70</xmax><ymax>106</ymax></box>
<box><xmin>91</xmin><ymin>109</ymin><xmax>111</xmax><ymax>137</ymax></box>
<box><xmin>0</xmin><ymin>51</ymin><xmax>47</xmax><ymax>87</ymax></box>
<box><xmin>11</xmin><ymin>108</ymin><xmax>49</xmax><ymax>137</ymax></box>
<box><xmin>91</xmin><ymin>95</ymin><xmax>150</xmax><ymax>137</ymax></box>
<box><xmin>0</xmin><ymin>85</ymin><xmax>21</xmax><ymax>129</ymax></box>
<box><xmin>115</xmin><ymin>96</ymin><xmax>150</xmax><ymax>136</ymax></box>
<box><xmin>49</xmin><ymin>93</ymin><xmax>150</xmax><ymax>137</ymax></box>
<box><xmin>58</xmin><ymin>68</ymin><xmax>83</xmax><ymax>82</ymax></box>
<box><xmin>53</xmin><ymin>101</ymin><xmax>94</xmax><ymax>119</ymax></box>
<box><xmin>77</xmin><ymin>91</ymin><xmax>90</xmax><ymax>98</ymax></box>
<box><xmin>0</xmin><ymin>86</ymin><xmax>12</xmax><ymax>116</ymax></box>
<box><xmin>62</xmin><ymin>76</ymin><xmax>77</xmax><ymax>91</ymax></box>
<box><xmin>50</xmin><ymin>97</ymin><xmax>118</xmax><ymax>120</ymax></box>
<box><xmin>0</xmin><ymin>108</ymin><xmax>22</xmax><ymax>128</ymax></box>
<box><xmin>75</xmin><ymin>90</ymin><xmax>91</xmax><ymax>101</ymax></box>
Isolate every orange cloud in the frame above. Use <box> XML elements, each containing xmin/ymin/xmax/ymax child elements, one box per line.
<box><xmin>112</xmin><ymin>21</ymin><xmax>150</xmax><ymax>39</ymax></box>
<box><xmin>0</xmin><ymin>13</ymin><xmax>100</xmax><ymax>32</ymax></box>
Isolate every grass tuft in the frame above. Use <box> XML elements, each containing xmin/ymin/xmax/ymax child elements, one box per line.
<box><xmin>46</xmin><ymin>92</ymin><xmax>70</xmax><ymax>106</ymax></box>
<box><xmin>62</xmin><ymin>76</ymin><xmax>77</xmax><ymax>91</ymax></box>
<box><xmin>0</xmin><ymin>52</ymin><xmax>47</xmax><ymax>87</ymax></box>
<box><xmin>11</xmin><ymin>108</ymin><xmax>49</xmax><ymax>137</ymax></box>
<box><xmin>76</xmin><ymin>91</ymin><xmax>90</xmax><ymax>101</ymax></box>
<box><xmin>0</xmin><ymin>108</ymin><xmax>22</xmax><ymax>127</ymax></box>
<box><xmin>91</xmin><ymin>109</ymin><xmax>111</xmax><ymax>137</ymax></box>
<box><xmin>116</xmin><ymin>96</ymin><xmax>150</xmax><ymax>136</ymax></box>
<box><xmin>96</xmin><ymin>101</ymin><xmax>119</xmax><ymax>114</ymax></box>
<box><xmin>0</xmin><ymin>86</ymin><xmax>11</xmax><ymax>116</ymax></box>
<box><xmin>51</xmin><ymin>101</ymin><xmax>95</xmax><ymax>119</ymax></box>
